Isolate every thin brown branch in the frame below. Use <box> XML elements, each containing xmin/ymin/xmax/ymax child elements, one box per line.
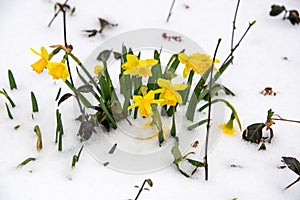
<box><xmin>231</xmin><ymin>0</ymin><xmax>241</xmax><ymax>53</ymax></box>
<box><xmin>222</xmin><ymin>20</ymin><xmax>256</xmax><ymax>66</ymax></box>
<box><xmin>166</xmin><ymin>0</ymin><xmax>176</xmax><ymax>23</ymax></box>
<box><xmin>204</xmin><ymin>38</ymin><xmax>222</xmax><ymax>181</ymax></box>
<box><xmin>48</xmin><ymin>0</ymin><xmax>69</xmax><ymax>27</ymax></box>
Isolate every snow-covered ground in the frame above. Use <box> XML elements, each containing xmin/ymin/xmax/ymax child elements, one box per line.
<box><xmin>0</xmin><ymin>0</ymin><xmax>300</xmax><ymax>199</ymax></box>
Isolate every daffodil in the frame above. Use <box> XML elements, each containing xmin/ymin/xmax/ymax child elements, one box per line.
<box><xmin>94</xmin><ymin>65</ymin><xmax>104</xmax><ymax>76</ymax></box>
<box><xmin>178</xmin><ymin>52</ymin><xmax>220</xmax><ymax>78</ymax></box>
<box><xmin>30</xmin><ymin>47</ymin><xmax>50</xmax><ymax>73</ymax></box>
<box><xmin>156</xmin><ymin>78</ymin><xmax>188</xmax><ymax>106</ymax></box>
<box><xmin>219</xmin><ymin>113</ymin><xmax>236</xmax><ymax>136</ymax></box>
<box><xmin>122</xmin><ymin>54</ymin><xmax>158</xmax><ymax>77</ymax></box>
<box><xmin>47</xmin><ymin>62</ymin><xmax>70</xmax><ymax>82</ymax></box>
<box><xmin>128</xmin><ymin>90</ymin><xmax>164</xmax><ymax>117</ymax></box>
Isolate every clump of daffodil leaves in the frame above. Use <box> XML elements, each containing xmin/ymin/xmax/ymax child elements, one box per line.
<box><xmin>30</xmin><ymin>43</ymin><xmax>241</xmax><ymax>176</ymax></box>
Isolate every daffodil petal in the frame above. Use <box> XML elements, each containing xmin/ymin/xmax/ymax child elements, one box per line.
<box><xmin>157</xmin><ymin>78</ymin><xmax>171</xmax><ymax>89</ymax></box>
<box><xmin>171</xmin><ymin>83</ymin><xmax>188</xmax><ymax>91</ymax></box>
<box><xmin>178</xmin><ymin>53</ymin><xmax>188</xmax><ymax>64</ymax></box>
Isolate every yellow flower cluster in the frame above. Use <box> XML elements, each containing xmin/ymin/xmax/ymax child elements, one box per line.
<box><xmin>128</xmin><ymin>78</ymin><xmax>187</xmax><ymax>117</ymax></box>
<box><xmin>30</xmin><ymin>47</ymin><xmax>70</xmax><ymax>81</ymax></box>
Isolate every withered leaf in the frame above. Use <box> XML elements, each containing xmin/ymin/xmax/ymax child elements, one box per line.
<box><xmin>270</xmin><ymin>5</ymin><xmax>286</xmax><ymax>16</ymax></box>
<box><xmin>97</xmin><ymin>49</ymin><xmax>112</xmax><ymax>62</ymax></box>
<box><xmin>58</xmin><ymin>93</ymin><xmax>73</xmax><ymax>106</ymax></box>
<box><xmin>77</xmin><ymin>84</ymin><xmax>93</xmax><ymax>93</ymax></box>
<box><xmin>78</xmin><ymin>120</ymin><xmax>95</xmax><ymax>140</ymax></box>
<box><xmin>288</xmin><ymin>10</ymin><xmax>300</xmax><ymax>25</ymax></box>
<box><xmin>242</xmin><ymin>123</ymin><xmax>265</xmax><ymax>144</ymax></box>
<box><xmin>282</xmin><ymin>157</ymin><xmax>300</xmax><ymax>176</ymax></box>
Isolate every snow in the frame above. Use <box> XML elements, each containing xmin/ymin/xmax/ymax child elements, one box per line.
<box><xmin>0</xmin><ymin>0</ymin><xmax>300</xmax><ymax>199</ymax></box>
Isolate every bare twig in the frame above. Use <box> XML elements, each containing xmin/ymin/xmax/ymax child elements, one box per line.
<box><xmin>284</xmin><ymin>177</ymin><xmax>300</xmax><ymax>190</ymax></box>
<box><xmin>166</xmin><ymin>0</ymin><xmax>176</xmax><ymax>23</ymax></box>
<box><xmin>48</xmin><ymin>0</ymin><xmax>69</xmax><ymax>27</ymax></box>
<box><xmin>204</xmin><ymin>38</ymin><xmax>222</xmax><ymax>181</ymax></box>
<box><xmin>271</xmin><ymin>114</ymin><xmax>300</xmax><ymax>124</ymax></box>
<box><xmin>231</xmin><ymin>0</ymin><xmax>241</xmax><ymax>53</ymax></box>
<box><xmin>60</xmin><ymin>2</ymin><xmax>87</xmax><ymax>121</ymax></box>
<box><xmin>222</xmin><ymin>20</ymin><xmax>256</xmax><ymax>66</ymax></box>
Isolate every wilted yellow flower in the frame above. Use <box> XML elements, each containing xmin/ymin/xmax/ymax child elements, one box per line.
<box><xmin>128</xmin><ymin>90</ymin><xmax>164</xmax><ymax>117</ymax></box>
<box><xmin>30</xmin><ymin>47</ymin><xmax>50</xmax><ymax>73</ymax></box>
<box><xmin>219</xmin><ymin>113</ymin><xmax>236</xmax><ymax>136</ymax></box>
<box><xmin>94</xmin><ymin>65</ymin><xmax>104</xmax><ymax>76</ymax></box>
<box><xmin>156</xmin><ymin>78</ymin><xmax>188</xmax><ymax>106</ymax></box>
<box><xmin>47</xmin><ymin>62</ymin><xmax>70</xmax><ymax>82</ymax></box>
<box><xmin>178</xmin><ymin>52</ymin><xmax>219</xmax><ymax>78</ymax></box>
<box><xmin>122</xmin><ymin>54</ymin><xmax>158</xmax><ymax>77</ymax></box>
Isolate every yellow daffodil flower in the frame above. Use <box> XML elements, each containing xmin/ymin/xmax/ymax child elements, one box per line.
<box><xmin>128</xmin><ymin>90</ymin><xmax>164</xmax><ymax>117</ymax></box>
<box><xmin>30</xmin><ymin>47</ymin><xmax>50</xmax><ymax>74</ymax></box>
<box><xmin>178</xmin><ymin>52</ymin><xmax>220</xmax><ymax>78</ymax></box>
<box><xmin>47</xmin><ymin>62</ymin><xmax>70</xmax><ymax>82</ymax></box>
<box><xmin>94</xmin><ymin>65</ymin><xmax>104</xmax><ymax>76</ymax></box>
<box><xmin>219</xmin><ymin>113</ymin><xmax>236</xmax><ymax>136</ymax></box>
<box><xmin>122</xmin><ymin>54</ymin><xmax>158</xmax><ymax>77</ymax></box>
<box><xmin>156</xmin><ymin>78</ymin><xmax>188</xmax><ymax>106</ymax></box>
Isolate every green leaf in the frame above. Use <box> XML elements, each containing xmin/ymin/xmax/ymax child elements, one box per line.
<box><xmin>198</xmin><ymin>98</ymin><xmax>242</xmax><ymax>130</ymax></box>
<box><xmin>72</xmin><ymin>145</ymin><xmax>84</xmax><ymax>169</ymax></box>
<box><xmin>0</xmin><ymin>89</ymin><xmax>16</xmax><ymax>107</ymax></box>
<box><xmin>108</xmin><ymin>143</ymin><xmax>117</xmax><ymax>154</ymax></box>
<box><xmin>5</xmin><ymin>102</ymin><xmax>13</xmax><ymax>119</ymax></box>
<box><xmin>182</xmin><ymin>70</ymin><xmax>194</xmax><ymax>105</ymax></box>
<box><xmin>65</xmin><ymin>80</ymin><xmax>92</xmax><ymax>108</ymax></box>
<box><xmin>8</xmin><ymin>69</ymin><xmax>17</xmax><ymax>90</ymax></box>
<box><xmin>171</xmin><ymin>138</ymin><xmax>182</xmax><ymax>164</ymax></box>
<box><xmin>55</xmin><ymin>109</ymin><xmax>64</xmax><ymax>151</ymax></box>
<box><xmin>147</xmin><ymin>50</ymin><xmax>162</xmax><ymax>89</ymax></box>
<box><xmin>31</xmin><ymin>91</ymin><xmax>39</xmax><ymax>112</ymax></box>
<box><xmin>187</xmin><ymin>158</ymin><xmax>204</xmax><ymax>168</ymax></box>
<box><xmin>146</xmin><ymin>179</ymin><xmax>153</xmax><ymax>187</ymax></box>
<box><xmin>17</xmin><ymin>157</ymin><xmax>36</xmax><ymax>168</ymax></box>
<box><xmin>187</xmin><ymin>119</ymin><xmax>209</xmax><ymax>130</ymax></box>
<box><xmin>58</xmin><ymin>93</ymin><xmax>73</xmax><ymax>107</ymax></box>
<box><xmin>55</xmin><ymin>87</ymin><xmax>62</xmax><ymax>101</ymax></box>
<box><xmin>70</xmin><ymin>7</ymin><xmax>76</xmax><ymax>16</ymax></box>
<box><xmin>151</xmin><ymin>106</ymin><xmax>164</xmax><ymax>145</ymax></box>
<box><xmin>34</xmin><ymin>125</ymin><xmax>43</xmax><ymax>152</ymax></box>
<box><xmin>170</xmin><ymin>114</ymin><xmax>176</xmax><ymax>137</ymax></box>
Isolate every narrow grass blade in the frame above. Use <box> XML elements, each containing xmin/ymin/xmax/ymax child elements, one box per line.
<box><xmin>17</xmin><ymin>157</ymin><xmax>36</xmax><ymax>168</ymax></box>
<box><xmin>5</xmin><ymin>102</ymin><xmax>13</xmax><ymax>119</ymax></box>
<box><xmin>55</xmin><ymin>87</ymin><xmax>62</xmax><ymax>101</ymax></box>
<box><xmin>31</xmin><ymin>91</ymin><xmax>39</xmax><ymax>112</ymax></box>
<box><xmin>108</xmin><ymin>143</ymin><xmax>117</xmax><ymax>154</ymax></box>
<box><xmin>71</xmin><ymin>145</ymin><xmax>84</xmax><ymax>169</ymax></box>
<box><xmin>8</xmin><ymin>69</ymin><xmax>17</xmax><ymax>90</ymax></box>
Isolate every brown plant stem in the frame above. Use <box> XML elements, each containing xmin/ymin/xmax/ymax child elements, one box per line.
<box><xmin>222</xmin><ymin>20</ymin><xmax>256</xmax><ymax>67</ymax></box>
<box><xmin>48</xmin><ymin>0</ymin><xmax>69</xmax><ymax>27</ymax></box>
<box><xmin>60</xmin><ymin>2</ymin><xmax>87</xmax><ymax>121</ymax></box>
<box><xmin>271</xmin><ymin>114</ymin><xmax>300</xmax><ymax>124</ymax></box>
<box><xmin>134</xmin><ymin>179</ymin><xmax>148</xmax><ymax>200</ymax></box>
<box><xmin>204</xmin><ymin>38</ymin><xmax>222</xmax><ymax>181</ymax></box>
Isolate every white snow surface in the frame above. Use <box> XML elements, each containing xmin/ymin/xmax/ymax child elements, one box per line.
<box><xmin>0</xmin><ymin>0</ymin><xmax>300</xmax><ymax>199</ymax></box>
